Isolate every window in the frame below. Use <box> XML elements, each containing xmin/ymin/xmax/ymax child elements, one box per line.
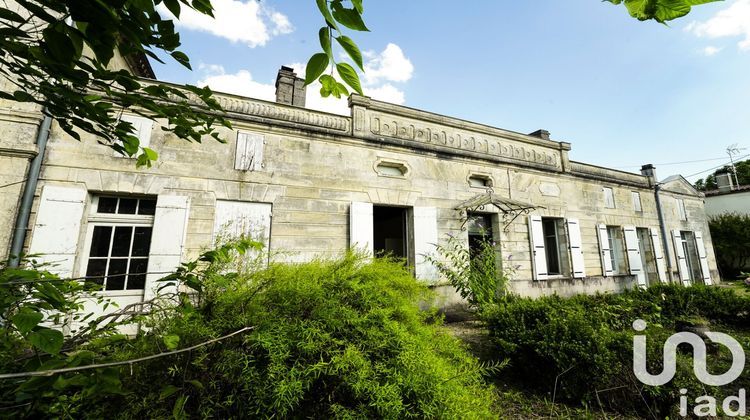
<box><xmin>468</xmin><ymin>174</ymin><xmax>492</xmax><ymax>188</ymax></box>
<box><xmin>373</xmin><ymin>206</ymin><xmax>409</xmax><ymax>259</ymax></box>
<box><xmin>632</xmin><ymin>192</ymin><xmax>642</xmax><ymax>212</ymax></box>
<box><xmin>607</xmin><ymin>226</ymin><xmax>627</xmax><ymax>274</ymax></box>
<box><xmin>542</xmin><ymin>218</ymin><xmax>569</xmax><ymax>276</ymax></box>
<box><xmin>680</xmin><ymin>231</ymin><xmax>702</xmax><ymax>282</ymax></box>
<box><xmin>235</xmin><ymin>131</ymin><xmax>264</xmax><ymax>171</ymax></box>
<box><xmin>83</xmin><ymin>196</ymin><xmax>155</xmax><ymax>291</ymax></box>
<box><xmin>114</xmin><ymin>115</ymin><xmax>153</xmax><ymax>157</ymax></box>
<box><xmin>603</xmin><ymin>187</ymin><xmax>615</xmax><ymax>208</ymax></box>
<box><xmin>375</xmin><ymin>161</ymin><xmax>408</xmax><ymax>178</ymax></box>
<box><xmin>467</xmin><ymin>213</ymin><xmax>493</xmax><ymax>260</ymax></box>
<box><xmin>676</xmin><ymin>198</ymin><xmax>687</xmax><ymax>221</ymax></box>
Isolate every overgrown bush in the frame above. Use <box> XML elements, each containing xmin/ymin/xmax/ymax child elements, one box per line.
<box><xmin>35</xmin><ymin>253</ymin><xmax>497</xmax><ymax>418</ymax></box>
<box><xmin>482</xmin><ymin>284</ymin><xmax>750</xmax><ymax>417</ymax></box>
<box><xmin>709</xmin><ymin>213</ymin><xmax>750</xmax><ymax>279</ymax></box>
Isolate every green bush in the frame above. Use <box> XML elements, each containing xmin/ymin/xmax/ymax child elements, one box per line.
<box><xmin>77</xmin><ymin>254</ymin><xmax>496</xmax><ymax>418</ymax></box>
<box><xmin>482</xmin><ymin>285</ymin><xmax>750</xmax><ymax>416</ymax></box>
<box><xmin>709</xmin><ymin>213</ymin><xmax>750</xmax><ymax>279</ymax></box>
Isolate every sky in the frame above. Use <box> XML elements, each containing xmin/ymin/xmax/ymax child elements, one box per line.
<box><xmin>151</xmin><ymin>0</ymin><xmax>750</xmax><ymax>183</ymax></box>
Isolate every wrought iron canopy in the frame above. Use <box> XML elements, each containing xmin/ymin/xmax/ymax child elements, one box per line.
<box><xmin>455</xmin><ymin>189</ymin><xmax>544</xmax><ymax>231</ymax></box>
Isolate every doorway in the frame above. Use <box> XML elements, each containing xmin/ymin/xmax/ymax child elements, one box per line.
<box><xmin>373</xmin><ymin>206</ymin><xmax>409</xmax><ymax>260</ymax></box>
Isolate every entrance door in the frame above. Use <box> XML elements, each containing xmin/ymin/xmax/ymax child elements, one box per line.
<box><xmin>373</xmin><ymin>206</ymin><xmax>409</xmax><ymax>260</ymax></box>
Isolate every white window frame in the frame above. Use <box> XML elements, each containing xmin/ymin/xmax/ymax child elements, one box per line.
<box><xmin>632</xmin><ymin>191</ymin><xmax>642</xmax><ymax>212</ymax></box>
<box><xmin>603</xmin><ymin>187</ymin><xmax>615</xmax><ymax>209</ymax></box>
<box><xmin>607</xmin><ymin>226</ymin><xmax>626</xmax><ymax>275</ymax></box>
<box><xmin>80</xmin><ymin>196</ymin><xmax>156</xmax><ymax>295</ymax></box>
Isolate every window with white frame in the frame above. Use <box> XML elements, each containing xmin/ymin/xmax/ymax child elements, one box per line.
<box><xmin>632</xmin><ymin>191</ymin><xmax>642</xmax><ymax>212</ymax></box>
<box><xmin>607</xmin><ymin>226</ymin><xmax>627</xmax><ymax>274</ymax></box>
<box><xmin>603</xmin><ymin>187</ymin><xmax>615</xmax><ymax>208</ymax></box>
<box><xmin>83</xmin><ymin>196</ymin><xmax>156</xmax><ymax>291</ymax></box>
<box><xmin>542</xmin><ymin>218</ymin><xmax>570</xmax><ymax>276</ymax></box>
<box><xmin>676</xmin><ymin>198</ymin><xmax>687</xmax><ymax>221</ymax></box>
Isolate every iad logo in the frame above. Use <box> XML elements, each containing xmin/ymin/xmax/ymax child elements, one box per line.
<box><xmin>633</xmin><ymin>319</ymin><xmax>747</xmax><ymax>417</ymax></box>
<box><xmin>632</xmin><ymin>319</ymin><xmax>745</xmax><ymax>386</ymax></box>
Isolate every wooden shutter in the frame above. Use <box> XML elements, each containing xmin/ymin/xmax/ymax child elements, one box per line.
<box><xmin>28</xmin><ymin>184</ymin><xmax>87</xmax><ymax>278</ymax></box>
<box><xmin>694</xmin><ymin>231</ymin><xmax>712</xmax><ymax>285</ymax></box>
<box><xmin>144</xmin><ymin>195</ymin><xmax>190</xmax><ymax>300</ymax></box>
<box><xmin>672</xmin><ymin>229</ymin><xmax>690</xmax><ymax>285</ymax></box>
<box><xmin>649</xmin><ymin>227</ymin><xmax>667</xmax><ymax>283</ymax></box>
<box><xmin>234</xmin><ymin>131</ymin><xmax>264</xmax><ymax>171</ymax></box>
<box><xmin>623</xmin><ymin>226</ymin><xmax>646</xmax><ymax>287</ymax></box>
<box><xmin>115</xmin><ymin>115</ymin><xmax>153</xmax><ymax>156</ymax></box>
<box><xmin>413</xmin><ymin>207</ymin><xmax>438</xmax><ymax>282</ymax></box>
<box><xmin>597</xmin><ymin>224</ymin><xmax>614</xmax><ymax>277</ymax></box>
<box><xmin>566</xmin><ymin>218</ymin><xmax>585</xmax><ymax>278</ymax></box>
<box><xmin>528</xmin><ymin>215</ymin><xmax>548</xmax><ymax>281</ymax></box>
<box><xmin>349</xmin><ymin>202</ymin><xmax>373</xmax><ymax>257</ymax></box>
<box><xmin>213</xmin><ymin>200</ymin><xmax>272</xmax><ymax>262</ymax></box>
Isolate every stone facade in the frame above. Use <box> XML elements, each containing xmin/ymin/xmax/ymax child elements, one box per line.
<box><xmin>0</xmin><ymin>66</ymin><xmax>720</xmax><ymax>318</ymax></box>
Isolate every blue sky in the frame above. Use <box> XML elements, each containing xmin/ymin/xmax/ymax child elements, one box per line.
<box><xmin>153</xmin><ymin>0</ymin><xmax>750</xmax><ymax>182</ymax></box>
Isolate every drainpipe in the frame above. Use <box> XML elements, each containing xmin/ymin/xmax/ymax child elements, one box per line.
<box><xmin>653</xmin><ymin>183</ymin><xmax>674</xmax><ymax>283</ymax></box>
<box><xmin>9</xmin><ymin>112</ymin><xmax>52</xmax><ymax>267</ymax></box>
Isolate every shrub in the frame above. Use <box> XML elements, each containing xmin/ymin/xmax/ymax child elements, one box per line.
<box><xmin>77</xmin><ymin>254</ymin><xmax>497</xmax><ymax>418</ymax></box>
<box><xmin>709</xmin><ymin>213</ymin><xmax>750</xmax><ymax>279</ymax></box>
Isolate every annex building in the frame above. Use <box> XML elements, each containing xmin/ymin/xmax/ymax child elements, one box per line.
<box><xmin>0</xmin><ymin>61</ymin><xmax>719</xmax><ymax>319</ymax></box>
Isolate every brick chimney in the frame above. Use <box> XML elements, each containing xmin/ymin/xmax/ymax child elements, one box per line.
<box><xmin>275</xmin><ymin>66</ymin><xmax>306</xmax><ymax>107</ymax></box>
<box><xmin>641</xmin><ymin>164</ymin><xmax>657</xmax><ymax>186</ymax></box>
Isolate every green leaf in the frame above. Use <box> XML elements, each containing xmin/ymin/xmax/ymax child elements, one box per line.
<box><xmin>331</xmin><ymin>2</ymin><xmax>369</xmax><ymax>31</ymax></box>
<box><xmin>160</xmin><ymin>384</ymin><xmax>181</xmax><ymax>400</ymax></box>
<box><xmin>171</xmin><ymin>51</ymin><xmax>191</xmax><ymax>70</ymax></box>
<box><xmin>351</xmin><ymin>0</ymin><xmax>364</xmax><ymax>14</ymax></box>
<box><xmin>29</xmin><ymin>328</ymin><xmax>64</xmax><ymax>354</ymax></box>
<box><xmin>319</xmin><ymin>27</ymin><xmax>332</xmax><ymax>59</ymax></box>
<box><xmin>336</xmin><ymin>62</ymin><xmax>363</xmax><ymax>95</ymax></box>
<box><xmin>162</xmin><ymin>0</ymin><xmax>182</xmax><ymax>18</ymax></box>
<box><xmin>336</xmin><ymin>35</ymin><xmax>363</xmax><ymax>70</ymax></box>
<box><xmin>315</xmin><ymin>0</ymin><xmax>338</xmax><ymax>29</ymax></box>
<box><xmin>143</xmin><ymin>147</ymin><xmax>158</xmax><ymax>161</ymax></box>
<box><xmin>163</xmin><ymin>334</ymin><xmax>180</xmax><ymax>350</ymax></box>
<box><xmin>12</xmin><ymin>308</ymin><xmax>43</xmax><ymax>334</ymax></box>
<box><xmin>305</xmin><ymin>53</ymin><xmax>330</xmax><ymax>86</ymax></box>
<box><xmin>172</xmin><ymin>394</ymin><xmax>188</xmax><ymax>419</ymax></box>
<box><xmin>0</xmin><ymin>8</ymin><xmax>26</xmax><ymax>23</ymax></box>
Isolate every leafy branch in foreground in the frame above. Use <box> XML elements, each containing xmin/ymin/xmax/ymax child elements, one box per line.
<box><xmin>605</xmin><ymin>0</ymin><xmax>722</xmax><ymax>23</ymax></box>
<box><xmin>305</xmin><ymin>0</ymin><xmax>368</xmax><ymax>99</ymax></box>
<box><xmin>0</xmin><ymin>0</ymin><xmax>231</xmax><ymax>167</ymax></box>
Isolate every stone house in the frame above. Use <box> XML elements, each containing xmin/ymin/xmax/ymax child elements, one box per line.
<box><xmin>0</xmin><ymin>62</ymin><xmax>720</xmax><ymax>321</ymax></box>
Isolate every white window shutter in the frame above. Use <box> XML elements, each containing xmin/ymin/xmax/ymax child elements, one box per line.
<box><xmin>566</xmin><ymin>218</ymin><xmax>585</xmax><ymax>278</ymax></box>
<box><xmin>234</xmin><ymin>131</ymin><xmax>264</xmax><ymax>171</ymax></box>
<box><xmin>115</xmin><ymin>115</ymin><xmax>153</xmax><ymax>157</ymax></box>
<box><xmin>623</xmin><ymin>226</ymin><xmax>646</xmax><ymax>287</ymax></box>
<box><xmin>28</xmin><ymin>184</ymin><xmax>87</xmax><ymax>278</ymax></box>
<box><xmin>671</xmin><ymin>229</ymin><xmax>690</xmax><ymax>285</ymax></box>
<box><xmin>413</xmin><ymin>207</ymin><xmax>438</xmax><ymax>282</ymax></box>
<box><xmin>650</xmin><ymin>227</ymin><xmax>668</xmax><ymax>283</ymax></box>
<box><xmin>212</xmin><ymin>200</ymin><xmax>272</xmax><ymax>263</ymax></box>
<box><xmin>694</xmin><ymin>231</ymin><xmax>712</xmax><ymax>285</ymax></box>
<box><xmin>349</xmin><ymin>202</ymin><xmax>373</xmax><ymax>257</ymax></box>
<box><xmin>597</xmin><ymin>224</ymin><xmax>614</xmax><ymax>277</ymax></box>
<box><xmin>145</xmin><ymin>195</ymin><xmax>190</xmax><ymax>300</ymax></box>
<box><xmin>528</xmin><ymin>215</ymin><xmax>548</xmax><ymax>281</ymax></box>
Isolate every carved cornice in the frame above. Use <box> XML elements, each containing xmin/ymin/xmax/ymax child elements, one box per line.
<box><xmin>215</xmin><ymin>95</ymin><xmax>350</xmax><ymax>133</ymax></box>
<box><xmin>569</xmin><ymin>161</ymin><xmax>651</xmax><ymax>188</ymax></box>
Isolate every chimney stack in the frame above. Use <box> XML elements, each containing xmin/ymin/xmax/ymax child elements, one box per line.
<box><xmin>528</xmin><ymin>129</ymin><xmax>550</xmax><ymax>140</ymax></box>
<box><xmin>275</xmin><ymin>66</ymin><xmax>306</xmax><ymax>107</ymax></box>
<box><xmin>716</xmin><ymin>172</ymin><xmax>735</xmax><ymax>192</ymax></box>
<box><xmin>640</xmin><ymin>164</ymin><xmax>657</xmax><ymax>185</ymax></box>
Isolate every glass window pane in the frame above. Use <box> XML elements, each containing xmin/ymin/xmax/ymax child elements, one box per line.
<box><xmin>97</xmin><ymin>197</ymin><xmax>118</xmax><ymax>213</ymax></box>
<box><xmin>106</xmin><ymin>259</ymin><xmax>127</xmax><ymax>290</ymax></box>
<box><xmin>127</xmin><ymin>258</ymin><xmax>148</xmax><ymax>290</ymax></box>
<box><xmin>118</xmin><ymin>198</ymin><xmax>137</xmax><ymax>214</ymax></box>
<box><xmin>132</xmin><ymin>227</ymin><xmax>152</xmax><ymax>256</ymax></box>
<box><xmin>89</xmin><ymin>226</ymin><xmax>112</xmax><ymax>257</ymax></box>
<box><xmin>138</xmin><ymin>199</ymin><xmax>156</xmax><ymax>215</ymax></box>
<box><xmin>111</xmin><ymin>226</ymin><xmax>133</xmax><ymax>257</ymax></box>
<box><xmin>85</xmin><ymin>258</ymin><xmax>107</xmax><ymax>287</ymax></box>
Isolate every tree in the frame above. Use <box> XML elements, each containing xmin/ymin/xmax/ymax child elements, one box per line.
<box><xmin>694</xmin><ymin>159</ymin><xmax>750</xmax><ymax>191</ymax></box>
<box><xmin>0</xmin><ymin>0</ymin><xmax>720</xmax><ymax>165</ymax></box>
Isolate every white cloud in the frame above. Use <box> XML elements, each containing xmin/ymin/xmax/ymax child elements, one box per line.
<box><xmin>157</xmin><ymin>0</ymin><xmax>293</xmax><ymax>48</ymax></box>
<box><xmin>685</xmin><ymin>0</ymin><xmax>750</xmax><ymax>51</ymax></box>
<box><xmin>701</xmin><ymin>46</ymin><xmax>723</xmax><ymax>56</ymax></box>
<box><xmin>196</xmin><ymin>64</ymin><xmax>275</xmax><ymax>100</ymax></box>
<box><xmin>363</xmin><ymin>43</ymin><xmax>414</xmax><ymax>85</ymax></box>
